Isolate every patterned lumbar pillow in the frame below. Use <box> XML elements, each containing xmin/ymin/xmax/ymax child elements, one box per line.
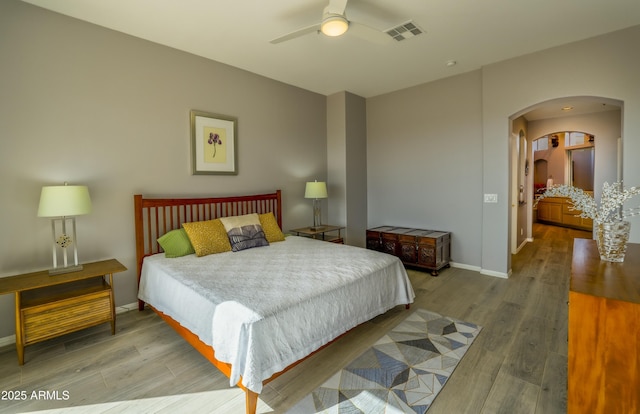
<box><xmin>157</xmin><ymin>228</ymin><xmax>195</xmax><ymax>258</ymax></box>
<box><xmin>259</xmin><ymin>212</ymin><xmax>285</xmax><ymax>243</ymax></box>
<box><xmin>219</xmin><ymin>213</ymin><xmax>269</xmax><ymax>252</ymax></box>
<box><xmin>182</xmin><ymin>219</ymin><xmax>232</xmax><ymax>257</ymax></box>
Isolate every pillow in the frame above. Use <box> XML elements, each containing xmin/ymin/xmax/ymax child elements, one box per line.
<box><xmin>157</xmin><ymin>228</ymin><xmax>195</xmax><ymax>258</ymax></box>
<box><xmin>259</xmin><ymin>212</ymin><xmax>285</xmax><ymax>243</ymax></box>
<box><xmin>182</xmin><ymin>219</ymin><xmax>232</xmax><ymax>257</ymax></box>
<box><xmin>219</xmin><ymin>213</ymin><xmax>269</xmax><ymax>252</ymax></box>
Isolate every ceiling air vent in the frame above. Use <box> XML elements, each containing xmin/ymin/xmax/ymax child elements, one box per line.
<box><xmin>384</xmin><ymin>21</ymin><xmax>424</xmax><ymax>42</ymax></box>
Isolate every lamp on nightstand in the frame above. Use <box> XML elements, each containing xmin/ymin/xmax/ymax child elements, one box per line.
<box><xmin>37</xmin><ymin>183</ymin><xmax>92</xmax><ymax>275</ymax></box>
<box><xmin>305</xmin><ymin>180</ymin><xmax>327</xmax><ymax>231</ymax></box>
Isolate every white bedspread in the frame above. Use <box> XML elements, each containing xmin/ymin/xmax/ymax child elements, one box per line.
<box><xmin>138</xmin><ymin>236</ymin><xmax>415</xmax><ymax>394</ymax></box>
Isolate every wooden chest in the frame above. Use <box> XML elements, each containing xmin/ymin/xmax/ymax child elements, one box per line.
<box><xmin>367</xmin><ymin>226</ymin><xmax>451</xmax><ymax>275</ymax></box>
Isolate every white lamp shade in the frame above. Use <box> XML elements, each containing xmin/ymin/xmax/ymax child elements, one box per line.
<box><xmin>305</xmin><ymin>181</ymin><xmax>328</xmax><ymax>199</ymax></box>
<box><xmin>321</xmin><ymin>15</ymin><xmax>349</xmax><ymax>37</ymax></box>
<box><xmin>37</xmin><ymin>185</ymin><xmax>92</xmax><ymax>217</ymax></box>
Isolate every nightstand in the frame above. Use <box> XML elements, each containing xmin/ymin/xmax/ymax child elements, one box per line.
<box><xmin>0</xmin><ymin>259</ymin><xmax>126</xmax><ymax>365</ymax></box>
<box><xmin>290</xmin><ymin>225</ymin><xmax>345</xmax><ymax>243</ymax></box>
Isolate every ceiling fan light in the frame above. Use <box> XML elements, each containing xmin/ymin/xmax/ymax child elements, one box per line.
<box><xmin>321</xmin><ymin>15</ymin><xmax>349</xmax><ymax>37</ymax></box>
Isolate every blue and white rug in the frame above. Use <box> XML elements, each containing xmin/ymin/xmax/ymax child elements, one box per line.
<box><xmin>287</xmin><ymin>309</ymin><xmax>482</xmax><ymax>414</ymax></box>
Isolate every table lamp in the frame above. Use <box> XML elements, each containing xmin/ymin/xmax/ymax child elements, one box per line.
<box><xmin>304</xmin><ymin>180</ymin><xmax>327</xmax><ymax>230</ymax></box>
<box><xmin>37</xmin><ymin>183</ymin><xmax>92</xmax><ymax>275</ymax></box>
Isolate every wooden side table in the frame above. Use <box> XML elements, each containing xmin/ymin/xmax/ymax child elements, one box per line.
<box><xmin>0</xmin><ymin>259</ymin><xmax>126</xmax><ymax>365</ymax></box>
<box><xmin>290</xmin><ymin>225</ymin><xmax>345</xmax><ymax>244</ymax></box>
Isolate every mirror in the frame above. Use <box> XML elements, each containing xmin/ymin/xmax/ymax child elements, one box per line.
<box><xmin>569</xmin><ymin>147</ymin><xmax>594</xmax><ymax>190</ymax></box>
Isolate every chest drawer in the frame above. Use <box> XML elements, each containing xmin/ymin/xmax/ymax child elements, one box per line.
<box><xmin>21</xmin><ymin>278</ymin><xmax>113</xmax><ymax>345</ymax></box>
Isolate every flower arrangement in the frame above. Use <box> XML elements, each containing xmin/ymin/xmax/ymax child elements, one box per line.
<box><xmin>535</xmin><ymin>181</ymin><xmax>640</xmax><ymax>223</ymax></box>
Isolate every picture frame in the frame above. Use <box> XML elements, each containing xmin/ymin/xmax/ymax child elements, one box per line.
<box><xmin>190</xmin><ymin>110</ymin><xmax>238</xmax><ymax>175</ymax></box>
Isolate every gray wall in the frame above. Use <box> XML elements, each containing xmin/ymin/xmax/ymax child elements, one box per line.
<box><xmin>367</xmin><ymin>71</ymin><xmax>484</xmax><ymax>269</ymax></box>
<box><xmin>327</xmin><ymin>93</ymin><xmax>347</xmax><ymax>232</ymax></box>
<box><xmin>327</xmin><ymin>92</ymin><xmax>368</xmax><ymax>247</ymax></box>
<box><xmin>0</xmin><ymin>1</ymin><xmax>326</xmax><ymax>338</ymax></box>
<box><xmin>344</xmin><ymin>93</ymin><xmax>368</xmax><ymax>247</ymax></box>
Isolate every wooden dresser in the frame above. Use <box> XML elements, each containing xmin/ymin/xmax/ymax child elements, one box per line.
<box><xmin>366</xmin><ymin>226</ymin><xmax>450</xmax><ymax>275</ymax></box>
<box><xmin>569</xmin><ymin>239</ymin><xmax>640</xmax><ymax>413</ymax></box>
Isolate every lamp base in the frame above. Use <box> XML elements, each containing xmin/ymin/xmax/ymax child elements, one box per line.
<box><xmin>310</xmin><ymin>226</ymin><xmax>326</xmax><ymax>231</ymax></box>
<box><xmin>48</xmin><ymin>264</ymin><xmax>83</xmax><ymax>276</ymax></box>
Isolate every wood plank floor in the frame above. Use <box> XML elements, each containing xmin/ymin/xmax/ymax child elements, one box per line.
<box><xmin>0</xmin><ymin>223</ymin><xmax>591</xmax><ymax>413</ymax></box>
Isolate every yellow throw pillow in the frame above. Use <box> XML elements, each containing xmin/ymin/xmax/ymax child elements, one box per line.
<box><xmin>259</xmin><ymin>212</ymin><xmax>285</xmax><ymax>243</ymax></box>
<box><xmin>182</xmin><ymin>219</ymin><xmax>232</xmax><ymax>257</ymax></box>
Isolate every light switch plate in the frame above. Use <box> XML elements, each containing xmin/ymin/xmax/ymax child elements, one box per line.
<box><xmin>484</xmin><ymin>194</ymin><xmax>498</xmax><ymax>203</ymax></box>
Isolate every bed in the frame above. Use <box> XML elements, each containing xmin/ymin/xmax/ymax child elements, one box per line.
<box><xmin>134</xmin><ymin>190</ymin><xmax>415</xmax><ymax>414</ymax></box>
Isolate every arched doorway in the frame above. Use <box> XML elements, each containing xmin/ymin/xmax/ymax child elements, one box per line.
<box><xmin>509</xmin><ymin>96</ymin><xmax>622</xmax><ymax>252</ymax></box>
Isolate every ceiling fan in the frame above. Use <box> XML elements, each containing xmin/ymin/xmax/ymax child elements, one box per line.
<box><xmin>270</xmin><ymin>0</ymin><xmax>392</xmax><ymax>45</ymax></box>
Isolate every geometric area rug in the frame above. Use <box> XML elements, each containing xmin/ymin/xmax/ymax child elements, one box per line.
<box><xmin>286</xmin><ymin>309</ymin><xmax>482</xmax><ymax>414</ymax></box>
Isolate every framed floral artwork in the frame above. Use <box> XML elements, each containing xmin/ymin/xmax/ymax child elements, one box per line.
<box><xmin>190</xmin><ymin>110</ymin><xmax>238</xmax><ymax>175</ymax></box>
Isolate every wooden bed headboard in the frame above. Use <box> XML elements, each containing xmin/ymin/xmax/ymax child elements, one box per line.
<box><xmin>133</xmin><ymin>190</ymin><xmax>282</xmax><ymax>307</ymax></box>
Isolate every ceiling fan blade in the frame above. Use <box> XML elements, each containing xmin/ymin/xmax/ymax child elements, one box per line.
<box><xmin>270</xmin><ymin>23</ymin><xmax>321</xmax><ymax>44</ymax></box>
<box><xmin>349</xmin><ymin>22</ymin><xmax>392</xmax><ymax>45</ymax></box>
<box><xmin>326</xmin><ymin>0</ymin><xmax>348</xmax><ymax>15</ymax></box>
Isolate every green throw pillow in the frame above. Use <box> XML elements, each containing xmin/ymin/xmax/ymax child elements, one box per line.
<box><xmin>157</xmin><ymin>228</ymin><xmax>195</xmax><ymax>258</ymax></box>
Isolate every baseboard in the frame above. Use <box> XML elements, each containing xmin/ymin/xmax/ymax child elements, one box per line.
<box><xmin>449</xmin><ymin>262</ymin><xmax>481</xmax><ymax>272</ymax></box>
<box><xmin>0</xmin><ymin>301</ymin><xmax>139</xmax><ymax>347</ymax></box>
<box><xmin>0</xmin><ymin>334</ymin><xmax>15</xmax><ymax>348</ymax></box>
<box><xmin>446</xmin><ymin>261</ymin><xmax>509</xmax><ymax>279</ymax></box>
<box><xmin>448</xmin><ymin>262</ymin><xmax>509</xmax><ymax>278</ymax></box>
<box><xmin>509</xmin><ymin>238</ymin><xmax>536</xmax><ymax>255</ymax></box>
<box><xmin>116</xmin><ymin>302</ymin><xmax>140</xmax><ymax>314</ymax></box>
<box><xmin>480</xmin><ymin>268</ymin><xmax>510</xmax><ymax>279</ymax></box>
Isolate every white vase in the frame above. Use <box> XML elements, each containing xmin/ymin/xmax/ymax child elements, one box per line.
<box><xmin>595</xmin><ymin>220</ymin><xmax>631</xmax><ymax>262</ymax></box>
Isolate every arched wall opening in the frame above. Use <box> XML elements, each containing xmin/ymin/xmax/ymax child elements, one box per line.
<box><xmin>509</xmin><ymin>96</ymin><xmax>622</xmax><ymax>252</ymax></box>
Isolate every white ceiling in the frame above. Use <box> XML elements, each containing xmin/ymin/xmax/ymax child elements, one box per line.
<box><xmin>22</xmin><ymin>0</ymin><xmax>640</xmax><ymax>100</ymax></box>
